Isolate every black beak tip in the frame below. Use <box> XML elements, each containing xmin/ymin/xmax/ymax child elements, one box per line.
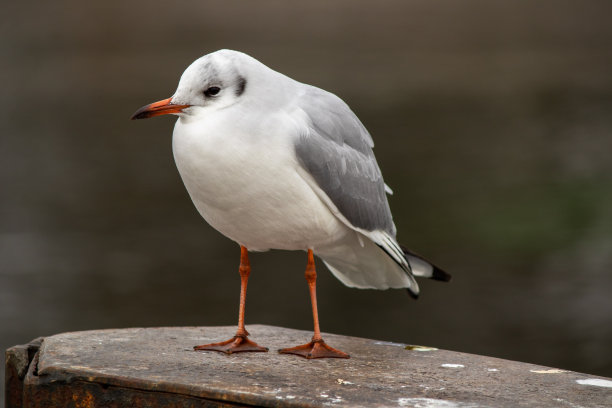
<box><xmin>130</xmin><ymin>108</ymin><xmax>149</xmax><ymax>120</ymax></box>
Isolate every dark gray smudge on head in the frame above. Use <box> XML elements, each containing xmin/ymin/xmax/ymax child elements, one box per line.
<box><xmin>235</xmin><ymin>76</ymin><xmax>247</xmax><ymax>96</ymax></box>
<box><xmin>192</xmin><ymin>61</ymin><xmax>222</xmax><ymax>92</ymax></box>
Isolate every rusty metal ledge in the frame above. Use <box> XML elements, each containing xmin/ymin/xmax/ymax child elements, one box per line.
<box><xmin>5</xmin><ymin>325</ymin><xmax>612</xmax><ymax>407</ymax></box>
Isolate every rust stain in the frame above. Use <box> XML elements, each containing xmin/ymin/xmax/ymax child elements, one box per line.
<box><xmin>72</xmin><ymin>390</ymin><xmax>95</xmax><ymax>408</ymax></box>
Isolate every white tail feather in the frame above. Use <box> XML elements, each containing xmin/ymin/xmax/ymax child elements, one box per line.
<box><xmin>317</xmin><ymin>232</ymin><xmax>419</xmax><ymax>293</ymax></box>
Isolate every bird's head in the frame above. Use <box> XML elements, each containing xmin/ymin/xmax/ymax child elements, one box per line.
<box><xmin>131</xmin><ymin>50</ymin><xmax>252</xmax><ymax>121</ymax></box>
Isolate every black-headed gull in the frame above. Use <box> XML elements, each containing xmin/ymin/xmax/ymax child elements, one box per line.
<box><xmin>132</xmin><ymin>49</ymin><xmax>450</xmax><ymax>359</ymax></box>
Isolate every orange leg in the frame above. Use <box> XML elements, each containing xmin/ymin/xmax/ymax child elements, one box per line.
<box><xmin>279</xmin><ymin>249</ymin><xmax>349</xmax><ymax>359</ymax></box>
<box><xmin>194</xmin><ymin>246</ymin><xmax>268</xmax><ymax>354</ymax></box>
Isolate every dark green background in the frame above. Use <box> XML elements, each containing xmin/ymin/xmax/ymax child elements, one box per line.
<box><xmin>2</xmin><ymin>1</ymin><xmax>612</xmax><ymax>400</ymax></box>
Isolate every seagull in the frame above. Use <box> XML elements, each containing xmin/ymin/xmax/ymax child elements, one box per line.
<box><xmin>131</xmin><ymin>49</ymin><xmax>450</xmax><ymax>359</ymax></box>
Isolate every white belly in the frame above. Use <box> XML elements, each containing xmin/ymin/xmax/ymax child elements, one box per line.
<box><xmin>172</xmin><ymin>117</ymin><xmax>348</xmax><ymax>251</ymax></box>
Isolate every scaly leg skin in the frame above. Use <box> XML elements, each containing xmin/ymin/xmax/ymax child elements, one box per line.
<box><xmin>194</xmin><ymin>246</ymin><xmax>268</xmax><ymax>354</ymax></box>
<box><xmin>279</xmin><ymin>249</ymin><xmax>350</xmax><ymax>359</ymax></box>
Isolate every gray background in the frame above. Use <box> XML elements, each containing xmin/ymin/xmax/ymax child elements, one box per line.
<box><xmin>2</xmin><ymin>0</ymin><xmax>612</xmax><ymax>402</ymax></box>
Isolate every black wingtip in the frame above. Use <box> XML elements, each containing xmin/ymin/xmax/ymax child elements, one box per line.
<box><xmin>432</xmin><ymin>266</ymin><xmax>452</xmax><ymax>282</ymax></box>
<box><xmin>407</xmin><ymin>289</ymin><xmax>419</xmax><ymax>300</ymax></box>
<box><xmin>400</xmin><ymin>244</ymin><xmax>452</xmax><ymax>283</ymax></box>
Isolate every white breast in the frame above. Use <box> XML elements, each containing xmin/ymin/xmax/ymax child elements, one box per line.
<box><xmin>171</xmin><ymin>112</ymin><xmax>349</xmax><ymax>252</ymax></box>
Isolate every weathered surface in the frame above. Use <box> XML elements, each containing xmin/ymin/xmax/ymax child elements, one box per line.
<box><xmin>6</xmin><ymin>325</ymin><xmax>612</xmax><ymax>407</ymax></box>
<box><xmin>5</xmin><ymin>338</ymin><xmax>43</xmax><ymax>408</ymax></box>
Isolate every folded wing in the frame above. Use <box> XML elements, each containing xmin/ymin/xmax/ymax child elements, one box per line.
<box><xmin>292</xmin><ymin>86</ymin><xmax>420</xmax><ymax>295</ymax></box>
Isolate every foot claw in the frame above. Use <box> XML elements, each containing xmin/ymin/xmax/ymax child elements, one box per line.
<box><xmin>279</xmin><ymin>339</ymin><xmax>349</xmax><ymax>359</ymax></box>
<box><xmin>194</xmin><ymin>335</ymin><xmax>268</xmax><ymax>354</ymax></box>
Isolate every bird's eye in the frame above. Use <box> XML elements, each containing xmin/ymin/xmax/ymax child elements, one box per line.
<box><xmin>204</xmin><ymin>86</ymin><xmax>221</xmax><ymax>97</ymax></box>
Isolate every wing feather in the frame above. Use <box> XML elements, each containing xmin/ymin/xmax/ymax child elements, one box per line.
<box><xmin>292</xmin><ymin>87</ymin><xmax>416</xmax><ymax>289</ymax></box>
<box><xmin>293</xmin><ymin>87</ymin><xmax>396</xmax><ymax>237</ymax></box>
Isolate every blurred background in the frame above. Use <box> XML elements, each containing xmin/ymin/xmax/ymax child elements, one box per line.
<box><xmin>2</xmin><ymin>0</ymin><xmax>612</xmax><ymax>400</ymax></box>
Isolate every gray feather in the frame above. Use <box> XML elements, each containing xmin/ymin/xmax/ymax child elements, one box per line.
<box><xmin>294</xmin><ymin>87</ymin><xmax>396</xmax><ymax>236</ymax></box>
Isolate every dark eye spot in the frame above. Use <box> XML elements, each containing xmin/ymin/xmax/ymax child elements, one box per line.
<box><xmin>204</xmin><ymin>86</ymin><xmax>221</xmax><ymax>97</ymax></box>
<box><xmin>236</xmin><ymin>76</ymin><xmax>247</xmax><ymax>97</ymax></box>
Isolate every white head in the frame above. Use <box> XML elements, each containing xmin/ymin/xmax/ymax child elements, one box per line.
<box><xmin>131</xmin><ymin>50</ymin><xmax>267</xmax><ymax>120</ymax></box>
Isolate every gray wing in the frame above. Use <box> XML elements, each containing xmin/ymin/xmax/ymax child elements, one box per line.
<box><xmin>293</xmin><ymin>86</ymin><xmax>396</xmax><ymax>237</ymax></box>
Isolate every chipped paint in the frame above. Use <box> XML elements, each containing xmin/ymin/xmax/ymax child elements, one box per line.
<box><xmin>274</xmin><ymin>394</ymin><xmax>298</xmax><ymax>400</ymax></box>
<box><xmin>576</xmin><ymin>378</ymin><xmax>612</xmax><ymax>388</ymax></box>
<box><xmin>530</xmin><ymin>369</ymin><xmax>567</xmax><ymax>374</ymax></box>
<box><xmin>442</xmin><ymin>364</ymin><xmax>465</xmax><ymax>368</ymax></box>
<box><xmin>553</xmin><ymin>397</ymin><xmax>587</xmax><ymax>408</ymax></box>
<box><xmin>398</xmin><ymin>397</ymin><xmax>481</xmax><ymax>407</ymax></box>
<box><xmin>406</xmin><ymin>345</ymin><xmax>439</xmax><ymax>351</ymax></box>
<box><xmin>336</xmin><ymin>378</ymin><xmax>354</xmax><ymax>385</ymax></box>
<box><xmin>419</xmin><ymin>384</ymin><xmax>446</xmax><ymax>391</ymax></box>
<box><xmin>487</xmin><ymin>368</ymin><xmax>499</xmax><ymax>372</ymax></box>
<box><xmin>374</xmin><ymin>341</ymin><xmax>405</xmax><ymax>347</ymax></box>
<box><xmin>263</xmin><ymin>387</ymin><xmax>283</xmax><ymax>395</ymax></box>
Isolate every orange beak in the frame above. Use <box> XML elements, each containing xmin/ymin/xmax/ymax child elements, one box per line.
<box><xmin>130</xmin><ymin>97</ymin><xmax>191</xmax><ymax>120</ymax></box>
